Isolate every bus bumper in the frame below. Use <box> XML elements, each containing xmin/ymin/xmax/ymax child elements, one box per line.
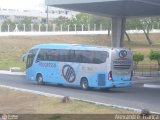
<box><xmin>112</xmin><ymin>81</ymin><xmax>132</xmax><ymax>88</ymax></box>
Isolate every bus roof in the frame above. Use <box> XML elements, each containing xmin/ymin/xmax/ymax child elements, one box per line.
<box><xmin>31</xmin><ymin>43</ymin><xmax>130</xmax><ymax>51</ymax></box>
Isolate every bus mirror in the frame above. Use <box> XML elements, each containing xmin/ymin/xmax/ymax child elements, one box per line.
<box><xmin>21</xmin><ymin>54</ymin><xmax>27</xmax><ymax>62</ymax></box>
<box><xmin>36</xmin><ymin>58</ymin><xmax>40</xmax><ymax>63</ymax></box>
<box><xmin>22</xmin><ymin>56</ymin><xmax>25</xmax><ymax>62</ymax></box>
<box><xmin>28</xmin><ymin>54</ymin><xmax>34</xmax><ymax>57</ymax></box>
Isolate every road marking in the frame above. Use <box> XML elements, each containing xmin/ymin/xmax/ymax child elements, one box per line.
<box><xmin>0</xmin><ymin>84</ymin><xmax>159</xmax><ymax>114</ymax></box>
<box><xmin>0</xmin><ymin>70</ymin><xmax>25</xmax><ymax>75</ymax></box>
<box><xmin>144</xmin><ymin>84</ymin><xmax>160</xmax><ymax>89</ymax></box>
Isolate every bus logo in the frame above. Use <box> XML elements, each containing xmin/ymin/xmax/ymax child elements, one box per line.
<box><xmin>62</xmin><ymin>65</ymin><xmax>76</xmax><ymax>83</ymax></box>
<box><xmin>119</xmin><ymin>50</ymin><xmax>127</xmax><ymax>58</ymax></box>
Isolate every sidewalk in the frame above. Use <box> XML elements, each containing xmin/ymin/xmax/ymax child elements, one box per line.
<box><xmin>133</xmin><ymin>76</ymin><xmax>160</xmax><ymax>88</ymax></box>
<box><xmin>133</xmin><ymin>76</ymin><xmax>160</xmax><ymax>84</ymax></box>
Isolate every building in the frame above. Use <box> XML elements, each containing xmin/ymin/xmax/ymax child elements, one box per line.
<box><xmin>0</xmin><ymin>7</ymin><xmax>77</xmax><ymax>24</ymax></box>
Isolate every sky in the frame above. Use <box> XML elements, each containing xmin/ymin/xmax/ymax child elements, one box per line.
<box><xmin>0</xmin><ymin>0</ymin><xmax>45</xmax><ymax>11</ymax></box>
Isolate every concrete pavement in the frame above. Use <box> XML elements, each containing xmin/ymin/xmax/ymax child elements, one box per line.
<box><xmin>0</xmin><ymin>70</ymin><xmax>159</xmax><ymax>88</ymax></box>
<box><xmin>0</xmin><ymin>72</ymin><xmax>160</xmax><ymax>113</ymax></box>
<box><xmin>132</xmin><ymin>76</ymin><xmax>160</xmax><ymax>88</ymax></box>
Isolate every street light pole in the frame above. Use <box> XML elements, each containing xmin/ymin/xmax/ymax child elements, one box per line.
<box><xmin>46</xmin><ymin>6</ymin><xmax>49</xmax><ymax>24</ymax></box>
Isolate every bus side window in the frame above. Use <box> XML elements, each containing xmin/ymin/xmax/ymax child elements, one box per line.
<box><xmin>75</xmin><ymin>50</ymin><xmax>84</xmax><ymax>63</ymax></box>
<box><xmin>58</xmin><ymin>50</ymin><xmax>63</xmax><ymax>61</ymax></box>
<box><xmin>37</xmin><ymin>50</ymin><xmax>43</xmax><ymax>61</ymax></box>
<box><xmin>67</xmin><ymin>50</ymin><xmax>75</xmax><ymax>62</ymax></box>
<box><xmin>43</xmin><ymin>50</ymin><xmax>48</xmax><ymax>61</ymax></box>
<box><xmin>84</xmin><ymin>51</ymin><xmax>93</xmax><ymax>63</ymax></box>
<box><xmin>47</xmin><ymin>49</ymin><xmax>53</xmax><ymax>61</ymax></box>
<box><xmin>53</xmin><ymin>49</ymin><xmax>59</xmax><ymax>61</ymax></box>
<box><xmin>37</xmin><ymin>49</ymin><xmax>48</xmax><ymax>61</ymax></box>
<box><xmin>64</xmin><ymin>50</ymin><xmax>70</xmax><ymax>62</ymax></box>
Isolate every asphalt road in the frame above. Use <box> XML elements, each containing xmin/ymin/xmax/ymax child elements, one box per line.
<box><xmin>0</xmin><ymin>73</ymin><xmax>160</xmax><ymax>113</ymax></box>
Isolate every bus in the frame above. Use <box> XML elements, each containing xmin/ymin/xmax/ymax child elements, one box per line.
<box><xmin>24</xmin><ymin>43</ymin><xmax>133</xmax><ymax>90</ymax></box>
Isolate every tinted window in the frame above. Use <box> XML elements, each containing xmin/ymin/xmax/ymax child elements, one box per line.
<box><xmin>26</xmin><ymin>49</ymin><xmax>38</xmax><ymax>69</ymax></box>
<box><xmin>75</xmin><ymin>50</ymin><xmax>107</xmax><ymax>64</ymax></box>
<box><xmin>29</xmin><ymin>49</ymin><xmax>38</xmax><ymax>56</ymax></box>
<box><xmin>37</xmin><ymin>49</ymin><xmax>75</xmax><ymax>62</ymax></box>
<box><xmin>36</xmin><ymin>49</ymin><xmax>108</xmax><ymax>64</ymax></box>
<box><xmin>37</xmin><ymin>49</ymin><xmax>48</xmax><ymax>61</ymax></box>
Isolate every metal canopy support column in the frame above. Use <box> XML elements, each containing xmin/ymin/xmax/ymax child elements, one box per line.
<box><xmin>111</xmin><ymin>16</ymin><xmax>126</xmax><ymax>47</ymax></box>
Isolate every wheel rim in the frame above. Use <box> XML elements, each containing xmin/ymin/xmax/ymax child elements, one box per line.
<box><xmin>37</xmin><ymin>76</ymin><xmax>43</xmax><ymax>84</ymax></box>
<box><xmin>82</xmin><ymin>80</ymin><xmax>88</xmax><ymax>89</ymax></box>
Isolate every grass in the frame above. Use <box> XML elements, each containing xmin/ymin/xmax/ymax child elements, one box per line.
<box><xmin>0</xmin><ymin>87</ymin><xmax>135</xmax><ymax>115</ymax></box>
<box><xmin>0</xmin><ymin>33</ymin><xmax>160</xmax><ymax>71</ymax></box>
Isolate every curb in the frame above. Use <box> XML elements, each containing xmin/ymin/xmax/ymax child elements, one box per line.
<box><xmin>133</xmin><ymin>80</ymin><xmax>160</xmax><ymax>84</ymax></box>
<box><xmin>133</xmin><ymin>76</ymin><xmax>159</xmax><ymax>80</ymax></box>
<box><xmin>10</xmin><ymin>67</ymin><xmax>21</xmax><ymax>72</ymax></box>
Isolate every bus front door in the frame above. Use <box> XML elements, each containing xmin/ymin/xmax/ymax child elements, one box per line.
<box><xmin>26</xmin><ymin>54</ymin><xmax>34</xmax><ymax>80</ymax></box>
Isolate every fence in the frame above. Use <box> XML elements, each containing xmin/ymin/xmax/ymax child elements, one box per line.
<box><xmin>133</xmin><ymin>64</ymin><xmax>160</xmax><ymax>77</ymax></box>
<box><xmin>0</xmin><ymin>24</ymin><xmax>110</xmax><ymax>32</ymax></box>
<box><xmin>1</xmin><ymin>23</ymin><xmax>160</xmax><ymax>33</ymax></box>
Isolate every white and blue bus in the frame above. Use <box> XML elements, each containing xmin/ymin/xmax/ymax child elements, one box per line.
<box><xmin>24</xmin><ymin>43</ymin><xmax>133</xmax><ymax>90</ymax></box>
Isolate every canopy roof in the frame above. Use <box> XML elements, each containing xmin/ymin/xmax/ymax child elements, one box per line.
<box><xmin>46</xmin><ymin>0</ymin><xmax>160</xmax><ymax>17</ymax></box>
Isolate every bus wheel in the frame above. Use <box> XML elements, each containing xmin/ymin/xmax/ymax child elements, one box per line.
<box><xmin>81</xmin><ymin>78</ymin><xmax>89</xmax><ymax>90</ymax></box>
<box><xmin>36</xmin><ymin>74</ymin><xmax>43</xmax><ymax>85</ymax></box>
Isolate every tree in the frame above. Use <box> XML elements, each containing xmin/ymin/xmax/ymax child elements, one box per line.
<box><xmin>124</xmin><ymin>31</ymin><xmax>131</xmax><ymax>42</ymax></box>
<box><xmin>126</xmin><ymin>17</ymin><xmax>160</xmax><ymax>45</ymax></box>
<box><xmin>52</xmin><ymin>16</ymin><xmax>71</xmax><ymax>31</ymax></box>
<box><xmin>126</xmin><ymin>18</ymin><xmax>142</xmax><ymax>42</ymax></box>
<box><xmin>72</xmin><ymin>13</ymin><xmax>90</xmax><ymax>31</ymax></box>
<box><xmin>18</xmin><ymin>18</ymin><xmax>33</xmax><ymax>31</ymax></box>
<box><xmin>149</xmin><ymin>50</ymin><xmax>160</xmax><ymax>70</ymax></box>
<box><xmin>133</xmin><ymin>53</ymin><xmax>144</xmax><ymax>69</ymax></box>
<box><xmin>89</xmin><ymin>14</ymin><xmax>111</xmax><ymax>31</ymax></box>
<box><xmin>52</xmin><ymin>13</ymin><xmax>111</xmax><ymax>32</ymax></box>
<box><xmin>139</xmin><ymin>17</ymin><xmax>154</xmax><ymax>45</ymax></box>
<box><xmin>1</xmin><ymin>19</ymin><xmax>17</xmax><ymax>32</ymax></box>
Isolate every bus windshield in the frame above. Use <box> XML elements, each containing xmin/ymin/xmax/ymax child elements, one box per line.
<box><xmin>26</xmin><ymin>49</ymin><xmax>38</xmax><ymax>69</ymax></box>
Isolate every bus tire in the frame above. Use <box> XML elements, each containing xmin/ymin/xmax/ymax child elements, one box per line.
<box><xmin>36</xmin><ymin>74</ymin><xmax>43</xmax><ymax>85</ymax></box>
<box><xmin>81</xmin><ymin>78</ymin><xmax>89</xmax><ymax>90</ymax></box>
